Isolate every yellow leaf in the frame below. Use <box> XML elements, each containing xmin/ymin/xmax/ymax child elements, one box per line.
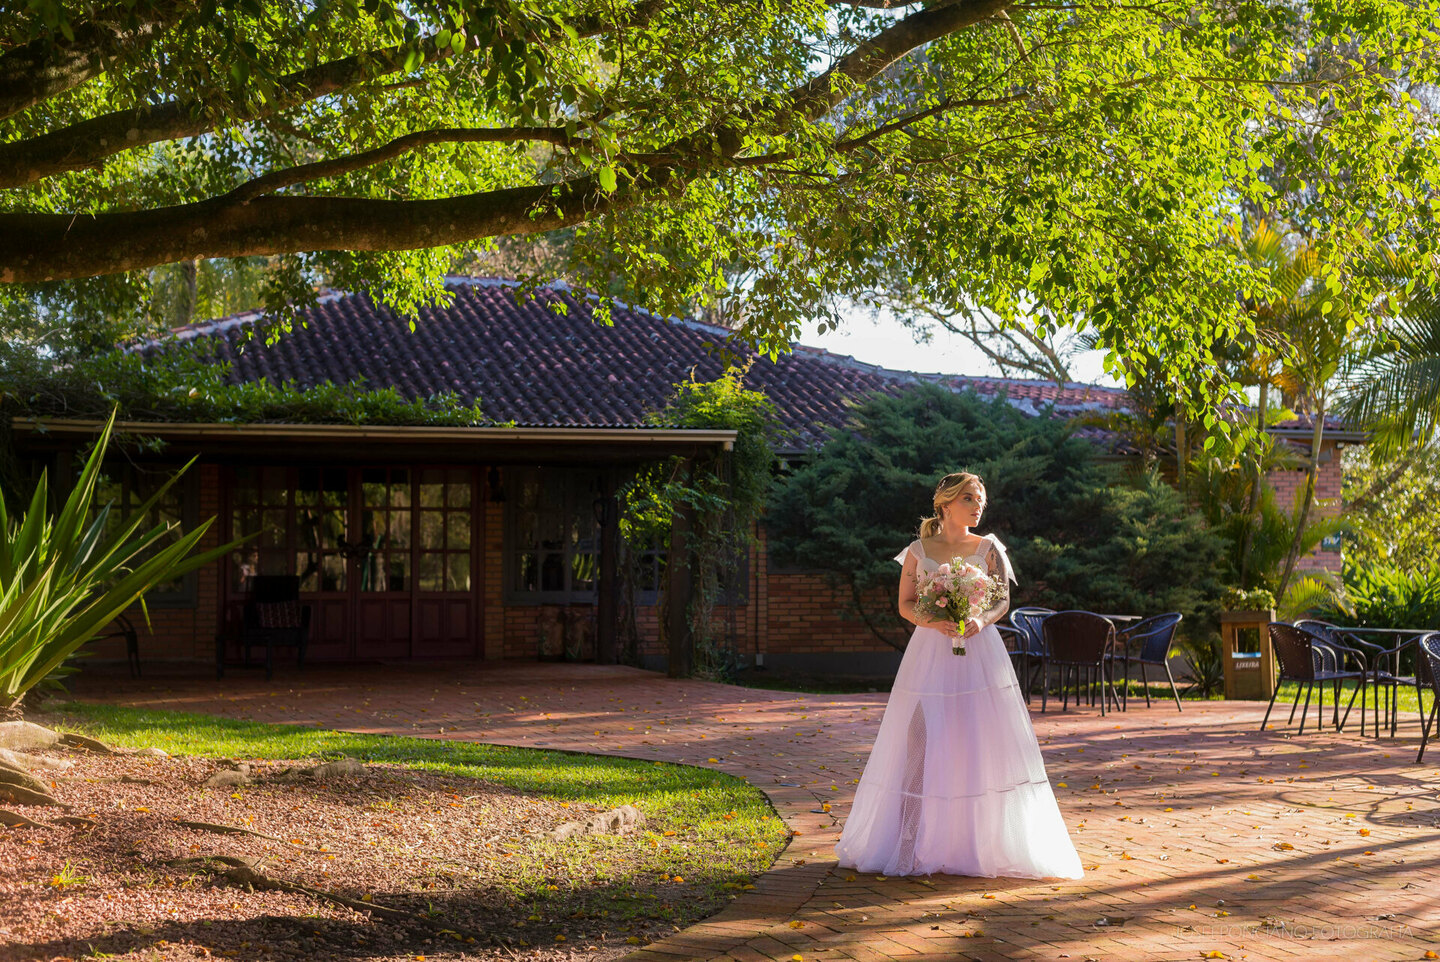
<box><xmin>792</xmin><ymin>956</ymin><xmax>804</xmax><ymax>962</ymax></box>
<box><xmin>1204</xmin><ymin>953</ymin><xmax>1226</xmax><ymax>959</ymax></box>
<box><xmin>663</xmin><ymin>830</ymin><xmax>677</xmax><ymax>836</ymax></box>
<box><xmin>554</xmin><ymin>934</ymin><xmax>566</xmax><ymax>942</ymax></box>
<box><xmin>1273</xmin><ymin>842</ymin><xmax>1294</xmax><ymax>851</ymax></box>
<box><xmin>672</xmin><ymin>876</ymin><xmax>683</xmax><ymax>883</ymax></box>
<box><xmin>1358</xmin><ymin>828</ymin><xmax>1371</xmax><ymax>836</ymax></box>
<box><xmin>626</xmin><ymin>937</ymin><xmax>641</xmax><ymax>945</ymax></box>
<box><xmin>789</xmin><ymin>920</ymin><xmax>804</xmax><ymax>929</ymax></box>
<box><xmin>134</xmin><ymin>806</ymin><xmax>149</xmax><ymax>813</ymax></box>
<box><xmin>1057</xmin><ymin>782</ymin><xmax>1068</xmax><ymax>788</ymax></box>
<box><xmin>1423</xmin><ymin>952</ymin><xmax>1437</xmax><ymax>960</ymax></box>
<box><xmin>708</xmin><ymin>758</ymin><xmax>719</xmax><ymax>763</ymax></box>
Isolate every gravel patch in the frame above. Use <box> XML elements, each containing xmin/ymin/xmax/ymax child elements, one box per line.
<box><xmin>0</xmin><ymin>747</ymin><xmax>726</xmax><ymax>962</ymax></box>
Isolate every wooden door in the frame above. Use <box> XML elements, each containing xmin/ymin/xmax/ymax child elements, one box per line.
<box><xmin>411</xmin><ymin>468</ymin><xmax>479</xmax><ymax>657</ymax></box>
<box><xmin>353</xmin><ymin>468</ymin><xmax>414</xmax><ymax>658</ymax></box>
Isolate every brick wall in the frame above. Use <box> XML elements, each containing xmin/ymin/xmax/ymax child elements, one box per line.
<box><xmin>1264</xmin><ymin>437</ymin><xmax>1345</xmax><ymax>574</ymax></box>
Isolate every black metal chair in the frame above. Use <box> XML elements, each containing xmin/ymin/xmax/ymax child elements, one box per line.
<box><xmin>1263</xmin><ymin>623</ymin><xmax>1367</xmax><ymax>734</ymax></box>
<box><xmin>1296</xmin><ymin>619</ymin><xmax>1407</xmax><ymax>736</ymax></box>
<box><xmin>96</xmin><ymin>614</ymin><xmax>141</xmax><ymax>678</ymax></box>
<box><xmin>220</xmin><ymin>575</ymin><xmax>311</xmax><ymax>681</ymax></box>
<box><xmin>1008</xmin><ymin>606</ymin><xmax>1053</xmax><ymax>703</ymax></box>
<box><xmin>995</xmin><ymin>623</ymin><xmax>1031</xmax><ymax>700</ymax></box>
<box><xmin>1041</xmin><ymin>611</ymin><xmax>1121</xmax><ymax>715</ymax></box>
<box><xmin>1413</xmin><ymin>634</ymin><xmax>1440</xmax><ymax>762</ymax></box>
<box><xmin>1354</xmin><ymin>630</ymin><xmax>1436</xmax><ymax>739</ymax></box>
<box><xmin>1106</xmin><ymin>613</ymin><xmax>1184</xmax><ymax>711</ymax></box>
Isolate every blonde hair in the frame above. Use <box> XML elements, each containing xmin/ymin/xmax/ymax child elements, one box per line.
<box><xmin>918</xmin><ymin>472</ymin><xmax>986</xmax><ymax>539</ymax></box>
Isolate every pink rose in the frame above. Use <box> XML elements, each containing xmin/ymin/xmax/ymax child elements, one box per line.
<box><xmin>938</xmin><ymin>562</ymin><xmax>952</xmax><ymax>575</ymax></box>
<box><xmin>936</xmin><ymin>597</ymin><xmax>948</xmax><ymax>608</ymax></box>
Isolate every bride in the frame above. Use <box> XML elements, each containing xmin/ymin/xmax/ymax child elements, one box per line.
<box><xmin>835</xmin><ymin>471</ymin><xmax>1083</xmax><ymax>880</ymax></box>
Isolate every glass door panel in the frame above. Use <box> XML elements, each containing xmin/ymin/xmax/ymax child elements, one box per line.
<box><xmin>358</xmin><ymin>468</ymin><xmax>411</xmax><ymax>593</ymax></box>
<box><xmin>296</xmin><ymin>467</ymin><xmax>349</xmax><ymax>593</ymax></box>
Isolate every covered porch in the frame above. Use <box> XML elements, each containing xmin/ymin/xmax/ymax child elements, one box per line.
<box><xmin>10</xmin><ymin>417</ymin><xmax>735</xmax><ymax>671</ymax></box>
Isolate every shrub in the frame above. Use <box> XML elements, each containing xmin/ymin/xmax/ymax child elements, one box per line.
<box><xmin>767</xmin><ymin>384</ymin><xmax>1228</xmax><ymax>648</ymax></box>
<box><xmin>0</xmin><ymin>412</ymin><xmax>234</xmax><ymax>713</ymax></box>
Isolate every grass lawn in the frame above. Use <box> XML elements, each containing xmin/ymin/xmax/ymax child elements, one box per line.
<box><xmin>50</xmin><ymin>702</ymin><xmax>789</xmax><ymax>950</ymax></box>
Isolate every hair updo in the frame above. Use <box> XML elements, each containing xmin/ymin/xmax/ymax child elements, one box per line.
<box><xmin>918</xmin><ymin>472</ymin><xmax>986</xmax><ymax>539</ymax></box>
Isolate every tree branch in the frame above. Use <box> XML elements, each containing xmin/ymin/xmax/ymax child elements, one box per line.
<box><xmin>0</xmin><ymin>1</ymin><xmax>666</xmax><ymax>190</ymax></box>
<box><xmin>0</xmin><ymin>0</ymin><xmax>1014</xmax><ymax>282</ymax></box>
<box><xmin>0</xmin><ymin>1</ymin><xmax>185</xmax><ymax>122</ymax></box>
<box><xmin>834</xmin><ymin>92</ymin><xmax>1028</xmax><ymax>152</ymax></box>
<box><xmin>220</xmin><ymin>125</ymin><xmax>583</xmax><ymax>204</ymax></box>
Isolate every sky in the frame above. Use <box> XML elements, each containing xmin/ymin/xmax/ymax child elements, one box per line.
<box><xmin>798</xmin><ymin>308</ymin><xmax>1124</xmax><ymax>388</ymax></box>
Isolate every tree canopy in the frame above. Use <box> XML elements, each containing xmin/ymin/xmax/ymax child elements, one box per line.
<box><xmin>3</xmin><ymin>0</ymin><xmax>1438</xmax><ymax>416</ymax></box>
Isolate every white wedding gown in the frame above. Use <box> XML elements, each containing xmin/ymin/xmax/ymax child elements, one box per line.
<box><xmin>835</xmin><ymin>534</ymin><xmax>1084</xmax><ymax>879</ymax></box>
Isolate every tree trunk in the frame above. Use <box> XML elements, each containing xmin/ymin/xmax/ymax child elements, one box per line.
<box><xmin>1276</xmin><ymin>400</ymin><xmax>1326</xmax><ymax>600</ymax></box>
<box><xmin>1238</xmin><ymin>377</ymin><xmax>1268</xmax><ymax>586</ymax></box>
<box><xmin>595</xmin><ymin>477</ymin><xmax>620</xmax><ymax>665</ymax></box>
<box><xmin>1174</xmin><ymin>416</ymin><xmax>1188</xmax><ymax>500</ymax></box>
<box><xmin>665</xmin><ymin>459</ymin><xmax>695</xmax><ymax>678</ymax></box>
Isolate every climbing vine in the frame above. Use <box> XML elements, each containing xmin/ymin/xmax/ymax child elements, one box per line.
<box><xmin>621</xmin><ymin>364</ymin><xmax>782</xmax><ymax>679</ymax></box>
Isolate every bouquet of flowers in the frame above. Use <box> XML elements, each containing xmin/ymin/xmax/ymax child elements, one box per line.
<box><xmin>914</xmin><ymin>559</ymin><xmax>1003</xmax><ymax>655</ymax></box>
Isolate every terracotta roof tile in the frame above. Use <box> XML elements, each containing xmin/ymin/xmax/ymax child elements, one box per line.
<box><xmin>158</xmin><ymin>278</ymin><xmax>1131</xmax><ymax>450</ymax></box>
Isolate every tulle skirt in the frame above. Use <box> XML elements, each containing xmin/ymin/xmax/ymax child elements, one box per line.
<box><xmin>836</xmin><ymin>623</ymin><xmax>1084</xmax><ymax>879</ymax></box>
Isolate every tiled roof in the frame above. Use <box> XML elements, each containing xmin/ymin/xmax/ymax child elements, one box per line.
<box><xmin>156</xmin><ymin>278</ymin><xmax>1133</xmax><ymax>451</ymax></box>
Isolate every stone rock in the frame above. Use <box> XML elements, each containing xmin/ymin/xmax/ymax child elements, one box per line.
<box><xmin>0</xmin><ymin>748</ymin><xmax>71</xmax><ymax>772</ymax></box>
<box><xmin>135</xmin><ymin>747</ymin><xmax>169</xmax><ymax>758</ymax></box>
<box><xmin>59</xmin><ymin>732</ymin><xmax>114</xmax><ymax>754</ymax></box>
<box><xmin>547</xmin><ymin>804</ymin><xmax>644</xmax><ymax>842</ymax></box>
<box><xmin>203</xmin><ymin>764</ymin><xmax>252</xmax><ymax>788</ymax></box>
<box><xmin>0</xmin><ymin>722</ymin><xmax>61</xmax><ymax>752</ymax></box>
<box><xmin>307</xmin><ymin>757</ymin><xmax>365</xmax><ymax>780</ymax></box>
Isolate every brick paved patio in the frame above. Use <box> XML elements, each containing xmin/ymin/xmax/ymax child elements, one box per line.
<box><xmin>70</xmin><ymin>662</ymin><xmax>1440</xmax><ymax>961</ymax></box>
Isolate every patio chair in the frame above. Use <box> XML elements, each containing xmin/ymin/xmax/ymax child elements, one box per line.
<box><xmin>1296</xmin><ymin>619</ymin><xmax>1403</xmax><ymax>736</ymax></box>
<box><xmin>1353</xmin><ymin>630</ymin><xmax>1436</xmax><ymax>739</ymax></box>
<box><xmin>1263</xmin><ymin>623</ymin><xmax>1367</xmax><ymax>734</ymax></box>
<box><xmin>1040</xmin><ymin>611</ymin><xmax>1121</xmax><ymax>715</ymax></box>
<box><xmin>1106</xmin><ymin>612</ymin><xmax>1184</xmax><ymax>711</ymax></box>
<box><xmin>1008</xmin><ymin>607</ymin><xmax>1053</xmax><ymax>702</ymax></box>
<box><xmin>220</xmin><ymin>575</ymin><xmax>311</xmax><ymax>682</ymax></box>
<box><xmin>1412</xmin><ymin>634</ymin><xmax>1440</xmax><ymax>763</ymax></box>
<box><xmin>96</xmin><ymin>614</ymin><xmax>141</xmax><ymax>679</ymax></box>
<box><xmin>995</xmin><ymin>623</ymin><xmax>1032</xmax><ymax>701</ymax></box>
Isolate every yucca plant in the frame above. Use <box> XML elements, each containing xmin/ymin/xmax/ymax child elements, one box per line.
<box><xmin>0</xmin><ymin>411</ymin><xmax>236</xmax><ymax>714</ymax></box>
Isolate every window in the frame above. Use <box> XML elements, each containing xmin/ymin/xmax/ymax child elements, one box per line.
<box><xmin>505</xmin><ymin>468</ymin><xmax>604</xmax><ymax>603</ymax></box>
<box><xmin>230</xmin><ymin>466</ymin><xmax>293</xmax><ymax>592</ymax></box>
<box><xmin>96</xmin><ymin>463</ymin><xmax>199</xmax><ymax>607</ymax></box>
<box><xmin>358</xmin><ymin>467</ymin><xmax>412</xmax><ymax>593</ymax></box>
<box><xmin>417</xmin><ymin>468</ymin><xmax>473</xmax><ymax>592</ymax></box>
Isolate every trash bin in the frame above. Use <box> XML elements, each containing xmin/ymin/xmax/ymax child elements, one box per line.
<box><xmin>1221</xmin><ymin>609</ymin><xmax>1277</xmax><ymax>700</ymax></box>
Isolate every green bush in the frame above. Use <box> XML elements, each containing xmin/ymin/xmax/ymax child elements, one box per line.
<box><xmin>766</xmin><ymin>385</ymin><xmax>1227</xmax><ymax>648</ymax></box>
<box><xmin>0</xmin><ymin>412</ymin><xmax>235</xmax><ymax>713</ymax></box>
<box><xmin>1320</xmin><ymin>560</ymin><xmax>1440</xmax><ymax>631</ymax></box>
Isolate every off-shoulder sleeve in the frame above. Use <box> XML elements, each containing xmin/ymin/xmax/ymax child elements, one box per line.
<box><xmin>893</xmin><ymin>539</ymin><xmax>922</xmax><ymax>566</ymax></box>
<box><xmin>986</xmin><ymin>534</ymin><xmax>1017</xmax><ymax>585</ymax></box>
